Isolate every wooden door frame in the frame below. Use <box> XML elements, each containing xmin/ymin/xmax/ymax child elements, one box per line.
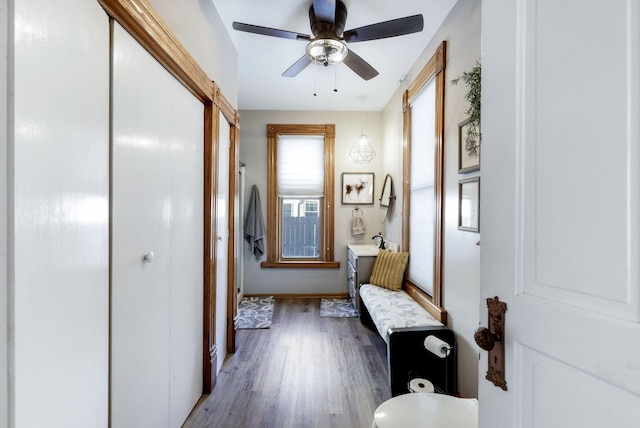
<box><xmin>98</xmin><ymin>0</ymin><xmax>239</xmax><ymax>393</ymax></box>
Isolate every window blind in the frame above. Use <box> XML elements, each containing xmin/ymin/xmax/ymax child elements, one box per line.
<box><xmin>277</xmin><ymin>135</ymin><xmax>325</xmax><ymax>197</ymax></box>
<box><xmin>408</xmin><ymin>77</ymin><xmax>436</xmax><ymax>295</ymax></box>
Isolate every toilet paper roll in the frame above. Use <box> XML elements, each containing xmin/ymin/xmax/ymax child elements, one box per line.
<box><xmin>424</xmin><ymin>335</ymin><xmax>451</xmax><ymax>358</ymax></box>
<box><xmin>409</xmin><ymin>378</ymin><xmax>434</xmax><ymax>393</ymax></box>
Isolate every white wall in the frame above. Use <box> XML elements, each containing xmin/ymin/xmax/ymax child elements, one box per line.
<box><xmin>150</xmin><ymin>0</ymin><xmax>238</xmax><ymax>107</ymax></box>
<box><xmin>381</xmin><ymin>0</ymin><xmax>482</xmax><ymax>398</ymax></box>
<box><xmin>239</xmin><ymin>110</ymin><xmax>385</xmax><ymax>295</ymax></box>
<box><xmin>380</xmin><ymin>89</ymin><xmax>404</xmax><ymax>242</ymax></box>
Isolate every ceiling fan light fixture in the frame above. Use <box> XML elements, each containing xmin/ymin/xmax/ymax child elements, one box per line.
<box><xmin>306</xmin><ymin>39</ymin><xmax>348</xmax><ymax>66</ymax></box>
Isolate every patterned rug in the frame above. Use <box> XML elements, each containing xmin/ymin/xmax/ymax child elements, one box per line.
<box><xmin>237</xmin><ymin>296</ymin><xmax>275</xmax><ymax>329</ymax></box>
<box><xmin>320</xmin><ymin>298</ymin><xmax>358</xmax><ymax>318</ymax></box>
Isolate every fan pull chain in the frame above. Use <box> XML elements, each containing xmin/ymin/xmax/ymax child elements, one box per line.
<box><xmin>313</xmin><ymin>63</ymin><xmax>317</xmax><ymax>97</ymax></box>
<box><xmin>334</xmin><ymin>65</ymin><xmax>338</xmax><ymax>93</ymax></box>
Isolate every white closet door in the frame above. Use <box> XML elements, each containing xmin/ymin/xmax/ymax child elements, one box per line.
<box><xmin>168</xmin><ymin>79</ymin><xmax>204</xmax><ymax>428</ymax></box>
<box><xmin>111</xmin><ymin>23</ymin><xmax>203</xmax><ymax>428</ymax></box>
<box><xmin>12</xmin><ymin>0</ymin><xmax>110</xmax><ymax>426</ymax></box>
<box><xmin>215</xmin><ymin>111</ymin><xmax>230</xmax><ymax>374</ymax></box>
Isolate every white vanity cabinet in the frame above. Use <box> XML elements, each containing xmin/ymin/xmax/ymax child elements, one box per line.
<box><xmin>347</xmin><ymin>244</ymin><xmax>380</xmax><ymax>314</ymax></box>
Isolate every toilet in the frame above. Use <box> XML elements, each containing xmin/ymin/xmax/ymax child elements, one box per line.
<box><xmin>372</xmin><ymin>393</ymin><xmax>478</xmax><ymax>428</ymax></box>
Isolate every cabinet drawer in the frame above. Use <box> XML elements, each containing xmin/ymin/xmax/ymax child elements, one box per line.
<box><xmin>348</xmin><ymin>249</ymin><xmax>358</xmax><ymax>268</ymax></box>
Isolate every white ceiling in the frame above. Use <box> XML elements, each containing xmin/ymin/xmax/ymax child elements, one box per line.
<box><xmin>210</xmin><ymin>0</ymin><xmax>457</xmax><ymax>111</ymax></box>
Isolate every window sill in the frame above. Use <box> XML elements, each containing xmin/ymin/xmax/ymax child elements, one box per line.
<box><xmin>261</xmin><ymin>261</ymin><xmax>340</xmax><ymax>269</ymax></box>
<box><xmin>404</xmin><ymin>282</ymin><xmax>448</xmax><ymax>324</ymax></box>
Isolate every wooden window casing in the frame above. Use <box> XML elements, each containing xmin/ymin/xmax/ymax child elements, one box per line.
<box><xmin>261</xmin><ymin>124</ymin><xmax>339</xmax><ymax>269</ymax></box>
<box><xmin>402</xmin><ymin>41</ymin><xmax>447</xmax><ymax>324</ymax></box>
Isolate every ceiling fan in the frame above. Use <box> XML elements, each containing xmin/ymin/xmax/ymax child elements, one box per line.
<box><xmin>232</xmin><ymin>0</ymin><xmax>424</xmax><ymax>81</ymax></box>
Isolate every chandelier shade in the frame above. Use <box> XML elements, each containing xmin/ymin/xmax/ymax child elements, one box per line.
<box><xmin>349</xmin><ymin>133</ymin><xmax>376</xmax><ymax>164</ymax></box>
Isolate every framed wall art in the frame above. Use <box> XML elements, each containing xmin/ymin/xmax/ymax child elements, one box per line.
<box><xmin>458</xmin><ymin>118</ymin><xmax>480</xmax><ymax>173</ymax></box>
<box><xmin>341</xmin><ymin>172</ymin><xmax>374</xmax><ymax>205</ymax></box>
<box><xmin>458</xmin><ymin>177</ymin><xmax>480</xmax><ymax>232</ymax></box>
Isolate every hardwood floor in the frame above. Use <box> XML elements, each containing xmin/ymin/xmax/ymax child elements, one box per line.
<box><xmin>183</xmin><ymin>298</ymin><xmax>390</xmax><ymax>428</ymax></box>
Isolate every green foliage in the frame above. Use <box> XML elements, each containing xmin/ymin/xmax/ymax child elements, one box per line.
<box><xmin>452</xmin><ymin>60</ymin><xmax>481</xmax><ymax>138</ymax></box>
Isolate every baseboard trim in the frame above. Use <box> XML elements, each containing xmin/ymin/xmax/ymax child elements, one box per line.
<box><xmin>243</xmin><ymin>293</ymin><xmax>350</xmax><ymax>300</ymax></box>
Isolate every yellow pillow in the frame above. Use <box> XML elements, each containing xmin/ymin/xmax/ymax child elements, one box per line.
<box><xmin>369</xmin><ymin>250</ymin><xmax>409</xmax><ymax>291</ymax></box>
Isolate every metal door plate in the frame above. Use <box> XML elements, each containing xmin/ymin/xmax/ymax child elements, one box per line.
<box><xmin>485</xmin><ymin>296</ymin><xmax>507</xmax><ymax>390</ymax></box>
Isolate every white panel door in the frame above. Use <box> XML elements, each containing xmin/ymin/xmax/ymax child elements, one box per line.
<box><xmin>168</xmin><ymin>81</ymin><xmax>204</xmax><ymax>428</ymax></box>
<box><xmin>111</xmin><ymin>24</ymin><xmax>171</xmax><ymax>428</ymax></box>
<box><xmin>112</xmin><ymin>23</ymin><xmax>203</xmax><ymax>428</ymax></box>
<box><xmin>12</xmin><ymin>0</ymin><xmax>110</xmax><ymax>426</ymax></box>
<box><xmin>480</xmin><ymin>1</ymin><xmax>640</xmax><ymax>427</ymax></box>
<box><xmin>215</xmin><ymin>111</ymin><xmax>230</xmax><ymax>374</ymax></box>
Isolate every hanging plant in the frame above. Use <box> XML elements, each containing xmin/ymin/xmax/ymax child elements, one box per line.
<box><xmin>452</xmin><ymin>61</ymin><xmax>481</xmax><ymax>156</ymax></box>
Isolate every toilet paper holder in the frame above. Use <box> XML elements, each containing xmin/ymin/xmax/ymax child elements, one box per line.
<box><xmin>388</xmin><ymin>327</ymin><xmax>458</xmax><ymax>396</ymax></box>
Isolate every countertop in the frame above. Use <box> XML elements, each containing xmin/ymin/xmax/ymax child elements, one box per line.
<box><xmin>347</xmin><ymin>244</ymin><xmax>381</xmax><ymax>257</ymax></box>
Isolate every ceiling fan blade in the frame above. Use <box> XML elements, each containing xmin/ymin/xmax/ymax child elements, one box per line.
<box><xmin>343</xmin><ymin>49</ymin><xmax>379</xmax><ymax>81</ymax></box>
<box><xmin>343</xmin><ymin>14</ymin><xmax>424</xmax><ymax>43</ymax></box>
<box><xmin>312</xmin><ymin>0</ymin><xmax>336</xmax><ymax>25</ymax></box>
<box><xmin>282</xmin><ymin>55</ymin><xmax>313</xmax><ymax>77</ymax></box>
<box><xmin>232</xmin><ymin>22</ymin><xmax>310</xmax><ymax>41</ymax></box>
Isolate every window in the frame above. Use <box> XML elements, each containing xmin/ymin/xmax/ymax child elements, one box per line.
<box><xmin>403</xmin><ymin>41</ymin><xmax>447</xmax><ymax>323</ymax></box>
<box><xmin>262</xmin><ymin>124</ymin><xmax>338</xmax><ymax>268</ymax></box>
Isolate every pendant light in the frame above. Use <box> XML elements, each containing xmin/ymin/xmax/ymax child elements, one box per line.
<box><xmin>349</xmin><ymin>100</ymin><xmax>376</xmax><ymax>163</ymax></box>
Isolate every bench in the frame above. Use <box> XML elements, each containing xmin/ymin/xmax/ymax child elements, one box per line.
<box><xmin>359</xmin><ymin>283</ymin><xmax>457</xmax><ymax>396</ymax></box>
<box><xmin>359</xmin><ymin>283</ymin><xmax>443</xmax><ymax>342</ymax></box>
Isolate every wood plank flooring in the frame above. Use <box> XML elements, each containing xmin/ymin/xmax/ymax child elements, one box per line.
<box><xmin>183</xmin><ymin>298</ymin><xmax>390</xmax><ymax>428</ymax></box>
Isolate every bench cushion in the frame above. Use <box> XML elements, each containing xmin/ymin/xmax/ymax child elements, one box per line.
<box><xmin>360</xmin><ymin>284</ymin><xmax>443</xmax><ymax>343</ymax></box>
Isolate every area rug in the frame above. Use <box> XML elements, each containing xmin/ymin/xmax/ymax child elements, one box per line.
<box><xmin>237</xmin><ymin>296</ymin><xmax>275</xmax><ymax>329</ymax></box>
<box><xmin>320</xmin><ymin>298</ymin><xmax>358</xmax><ymax>318</ymax></box>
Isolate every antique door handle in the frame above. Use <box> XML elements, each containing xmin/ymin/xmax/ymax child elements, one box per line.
<box><xmin>474</xmin><ymin>326</ymin><xmax>501</xmax><ymax>351</ymax></box>
<box><xmin>477</xmin><ymin>296</ymin><xmax>508</xmax><ymax>391</ymax></box>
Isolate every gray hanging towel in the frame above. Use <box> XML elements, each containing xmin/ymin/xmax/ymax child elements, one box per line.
<box><xmin>244</xmin><ymin>184</ymin><xmax>265</xmax><ymax>260</ymax></box>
